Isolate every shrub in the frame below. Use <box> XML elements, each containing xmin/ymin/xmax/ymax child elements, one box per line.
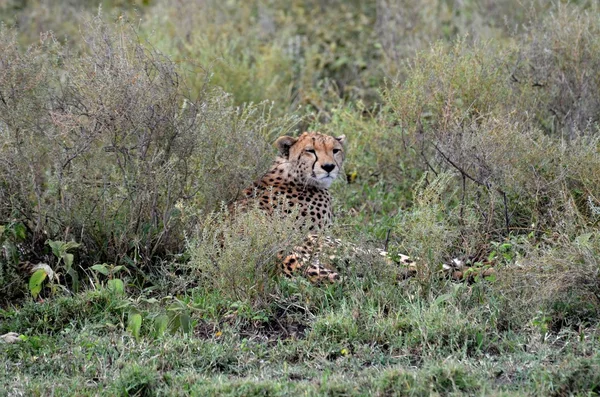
<box><xmin>495</xmin><ymin>233</ymin><xmax>600</xmax><ymax>331</ymax></box>
<box><xmin>146</xmin><ymin>0</ymin><xmax>296</xmax><ymax>112</ymax></box>
<box><xmin>382</xmin><ymin>33</ymin><xmax>599</xmax><ymax>249</ymax></box>
<box><xmin>516</xmin><ymin>4</ymin><xmax>600</xmax><ymax>138</ymax></box>
<box><xmin>0</xmin><ymin>17</ymin><xmax>297</xmax><ymax>296</ymax></box>
<box><xmin>376</xmin><ymin>0</ymin><xmax>558</xmax><ymax>79</ymax></box>
<box><xmin>184</xmin><ymin>204</ymin><xmax>305</xmax><ymax>311</ymax></box>
<box><xmin>144</xmin><ymin>0</ymin><xmax>385</xmax><ymax>115</ymax></box>
<box><xmin>393</xmin><ymin>173</ymin><xmax>461</xmax><ymax>277</ymax></box>
<box><xmin>0</xmin><ymin>0</ymin><xmax>151</xmax><ymax>47</ymax></box>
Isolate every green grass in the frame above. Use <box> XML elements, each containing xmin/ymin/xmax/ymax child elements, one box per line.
<box><xmin>2</xmin><ymin>0</ymin><xmax>600</xmax><ymax>395</ymax></box>
<box><xmin>2</xmin><ymin>283</ymin><xmax>599</xmax><ymax>395</ymax></box>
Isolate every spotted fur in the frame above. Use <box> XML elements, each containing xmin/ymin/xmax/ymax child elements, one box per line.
<box><xmin>238</xmin><ymin>131</ymin><xmax>345</xmax><ymax>281</ymax></box>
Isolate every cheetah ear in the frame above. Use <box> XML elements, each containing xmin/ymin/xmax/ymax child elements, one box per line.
<box><xmin>335</xmin><ymin>135</ymin><xmax>346</xmax><ymax>145</ymax></box>
<box><xmin>275</xmin><ymin>136</ymin><xmax>298</xmax><ymax>158</ymax></box>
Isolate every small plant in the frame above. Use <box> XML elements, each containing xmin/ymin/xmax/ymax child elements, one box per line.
<box><xmin>90</xmin><ymin>263</ymin><xmax>126</xmax><ymax>295</ymax></box>
<box><xmin>393</xmin><ymin>172</ymin><xmax>459</xmax><ymax>281</ymax></box>
<box><xmin>88</xmin><ymin>263</ymin><xmax>193</xmax><ymax>339</ymax></box>
<box><xmin>1</xmin><ymin>222</ymin><xmax>29</xmax><ymax>301</ymax></box>
<box><xmin>123</xmin><ymin>297</ymin><xmax>194</xmax><ymax>340</ymax></box>
<box><xmin>0</xmin><ymin>222</ymin><xmax>27</xmax><ymax>267</ymax></box>
<box><xmin>47</xmin><ymin>240</ymin><xmax>81</xmax><ymax>290</ymax></box>
<box><xmin>531</xmin><ymin>311</ymin><xmax>551</xmax><ymax>338</ymax></box>
<box><xmin>27</xmin><ymin>240</ymin><xmax>81</xmax><ymax>299</ymax></box>
<box><xmin>28</xmin><ymin>264</ymin><xmax>58</xmax><ymax>300</ymax></box>
<box><xmin>185</xmin><ymin>202</ymin><xmax>304</xmax><ymax>311</ymax></box>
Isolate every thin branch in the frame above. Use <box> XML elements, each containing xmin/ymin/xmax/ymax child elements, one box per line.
<box><xmin>502</xmin><ymin>191</ymin><xmax>510</xmax><ymax>235</ymax></box>
<box><xmin>384</xmin><ymin>228</ymin><xmax>391</xmax><ymax>252</ymax></box>
<box><xmin>432</xmin><ymin>142</ymin><xmax>484</xmax><ymax>187</ymax></box>
<box><xmin>433</xmin><ymin>142</ymin><xmax>510</xmax><ymax>234</ymax></box>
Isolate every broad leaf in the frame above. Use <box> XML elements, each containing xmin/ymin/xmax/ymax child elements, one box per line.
<box><xmin>153</xmin><ymin>314</ymin><xmax>169</xmax><ymax>337</ymax></box>
<box><xmin>91</xmin><ymin>264</ymin><xmax>110</xmax><ymax>276</ymax></box>
<box><xmin>180</xmin><ymin>314</ymin><xmax>192</xmax><ymax>335</ymax></box>
<box><xmin>127</xmin><ymin>311</ymin><xmax>142</xmax><ymax>339</ymax></box>
<box><xmin>13</xmin><ymin>223</ymin><xmax>26</xmax><ymax>241</ymax></box>
<box><xmin>63</xmin><ymin>241</ymin><xmax>81</xmax><ymax>251</ymax></box>
<box><xmin>47</xmin><ymin>240</ymin><xmax>64</xmax><ymax>259</ymax></box>
<box><xmin>29</xmin><ymin>269</ymin><xmax>48</xmax><ymax>298</ymax></box>
<box><xmin>67</xmin><ymin>267</ymin><xmax>80</xmax><ymax>292</ymax></box>
<box><xmin>63</xmin><ymin>253</ymin><xmax>74</xmax><ymax>270</ymax></box>
<box><xmin>107</xmin><ymin>279</ymin><xmax>124</xmax><ymax>295</ymax></box>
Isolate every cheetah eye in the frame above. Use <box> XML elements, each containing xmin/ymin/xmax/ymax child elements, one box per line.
<box><xmin>306</xmin><ymin>148</ymin><xmax>316</xmax><ymax>154</ymax></box>
<box><xmin>333</xmin><ymin>149</ymin><xmax>341</xmax><ymax>154</ymax></box>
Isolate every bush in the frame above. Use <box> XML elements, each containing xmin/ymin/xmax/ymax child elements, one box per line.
<box><xmin>184</xmin><ymin>204</ymin><xmax>305</xmax><ymax>311</ymax></box>
<box><xmin>144</xmin><ymin>0</ymin><xmax>385</xmax><ymax>115</ymax></box>
<box><xmin>0</xmin><ymin>0</ymin><xmax>151</xmax><ymax>47</ymax></box>
<box><xmin>382</xmin><ymin>33</ymin><xmax>599</xmax><ymax>247</ymax></box>
<box><xmin>0</xmin><ymin>18</ymin><xmax>297</xmax><ymax>298</ymax></box>
<box><xmin>146</xmin><ymin>0</ymin><xmax>296</xmax><ymax>112</ymax></box>
<box><xmin>393</xmin><ymin>173</ymin><xmax>461</xmax><ymax>277</ymax></box>
<box><xmin>516</xmin><ymin>4</ymin><xmax>600</xmax><ymax>138</ymax></box>
<box><xmin>375</xmin><ymin>0</ymin><xmax>548</xmax><ymax>71</ymax></box>
<box><xmin>495</xmin><ymin>233</ymin><xmax>600</xmax><ymax>331</ymax></box>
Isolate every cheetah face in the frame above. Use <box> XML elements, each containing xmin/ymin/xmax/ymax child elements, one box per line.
<box><xmin>276</xmin><ymin>131</ymin><xmax>346</xmax><ymax>189</ymax></box>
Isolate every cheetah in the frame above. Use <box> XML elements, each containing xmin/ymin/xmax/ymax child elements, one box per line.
<box><xmin>237</xmin><ymin>131</ymin><xmax>415</xmax><ymax>283</ymax></box>
<box><xmin>236</xmin><ymin>131</ymin><xmax>342</xmax><ymax>282</ymax></box>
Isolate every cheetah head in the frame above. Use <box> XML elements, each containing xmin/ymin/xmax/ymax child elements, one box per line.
<box><xmin>275</xmin><ymin>131</ymin><xmax>346</xmax><ymax>189</ymax></box>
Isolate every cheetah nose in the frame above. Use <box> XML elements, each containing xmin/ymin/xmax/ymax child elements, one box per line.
<box><xmin>321</xmin><ymin>163</ymin><xmax>335</xmax><ymax>173</ymax></box>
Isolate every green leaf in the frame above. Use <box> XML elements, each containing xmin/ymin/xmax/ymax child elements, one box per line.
<box><xmin>107</xmin><ymin>279</ymin><xmax>125</xmax><ymax>295</ymax></box>
<box><xmin>433</xmin><ymin>293</ymin><xmax>452</xmax><ymax>306</ymax></box>
<box><xmin>141</xmin><ymin>298</ymin><xmax>159</xmax><ymax>304</ymax></box>
<box><xmin>63</xmin><ymin>241</ymin><xmax>81</xmax><ymax>251</ymax></box>
<box><xmin>499</xmin><ymin>243</ymin><xmax>512</xmax><ymax>252</ymax></box>
<box><xmin>167</xmin><ymin>300</ymin><xmax>186</xmax><ymax>312</ymax></box>
<box><xmin>168</xmin><ymin>312</ymin><xmax>181</xmax><ymax>334</ymax></box>
<box><xmin>153</xmin><ymin>314</ymin><xmax>169</xmax><ymax>337</ymax></box>
<box><xmin>63</xmin><ymin>253</ymin><xmax>74</xmax><ymax>270</ymax></box>
<box><xmin>484</xmin><ymin>274</ymin><xmax>497</xmax><ymax>283</ymax></box>
<box><xmin>575</xmin><ymin>232</ymin><xmax>595</xmax><ymax>248</ymax></box>
<box><xmin>332</xmin><ymin>56</ymin><xmax>349</xmax><ymax>69</ymax></box>
<box><xmin>114</xmin><ymin>301</ymin><xmax>132</xmax><ymax>310</ymax></box>
<box><xmin>476</xmin><ymin>331</ymin><xmax>484</xmax><ymax>349</ymax></box>
<box><xmin>13</xmin><ymin>223</ymin><xmax>26</xmax><ymax>241</ymax></box>
<box><xmin>4</xmin><ymin>241</ymin><xmax>19</xmax><ymax>266</ymax></box>
<box><xmin>91</xmin><ymin>264</ymin><xmax>110</xmax><ymax>276</ymax></box>
<box><xmin>0</xmin><ymin>225</ymin><xmax>5</xmax><ymax>238</ymax></box>
<box><xmin>127</xmin><ymin>310</ymin><xmax>142</xmax><ymax>339</ymax></box>
<box><xmin>121</xmin><ymin>255</ymin><xmax>135</xmax><ymax>267</ymax></box>
<box><xmin>67</xmin><ymin>267</ymin><xmax>80</xmax><ymax>292</ymax></box>
<box><xmin>47</xmin><ymin>240</ymin><xmax>64</xmax><ymax>259</ymax></box>
<box><xmin>29</xmin><ymin>269</ymin><xmax>48</xmax><ymax>299</ymax></box>
<box><xmin>179</xmin><ymin>314</ymin><xmax>192</xmax><ymax>335</ymax></box>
